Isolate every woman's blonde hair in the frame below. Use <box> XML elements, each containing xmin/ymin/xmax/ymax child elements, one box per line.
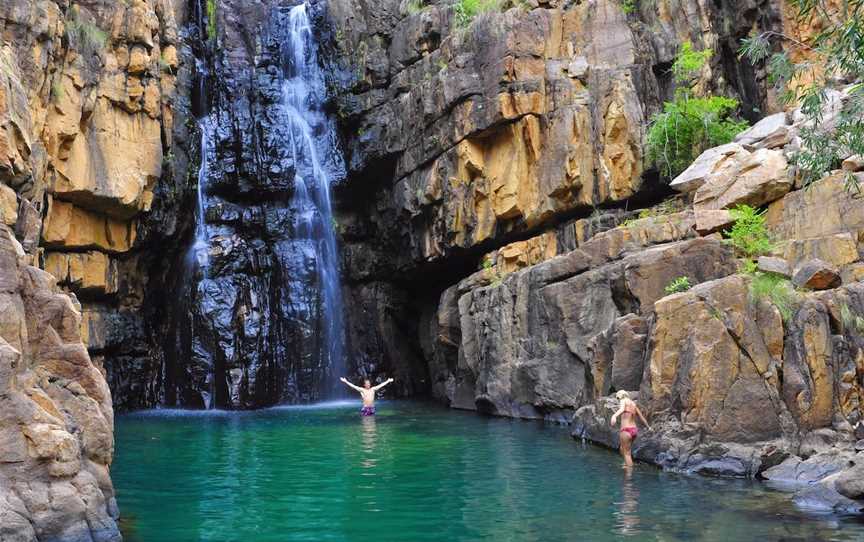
<box><xmin>615</xmin><ymin>390</ymin><xmax>630</xmax><ymax>400</ymax></box>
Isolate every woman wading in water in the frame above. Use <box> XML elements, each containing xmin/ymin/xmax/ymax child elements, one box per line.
<box><xmin>340</xmin><ymin>377</ymin><xmax>394</xmax><ymax>416</ymax></box>
<box><xmin>610</xmin><ymin>391</ymin><xmax>651</xmax><ymax>467</ymax></box>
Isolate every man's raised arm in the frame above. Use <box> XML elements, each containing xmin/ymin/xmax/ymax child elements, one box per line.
<box><xmin>340</xmin><ymin>377</ymin><xmax>363</xmax><ymax>392</ymax></box>
<box><xmin>372</xmin><ymin>378</ymin><xmax>394</xmax><ymax>391</ymax></box>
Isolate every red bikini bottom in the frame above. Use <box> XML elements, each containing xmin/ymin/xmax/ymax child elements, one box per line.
<box><xmin>621</xmin><ymin>426</ymin><xmax>638</xmax><ymax>439</ymax></box>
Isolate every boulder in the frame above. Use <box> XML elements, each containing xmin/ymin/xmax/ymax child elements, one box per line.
<box><xmin>782</xmin><ymin>299</ymin><xmax>835</xmax><ymax>429</ymax></box>
<box><xmin>761</xmin><ymin>452</ymin><xmax>851</xmax><ymax>485</ymax></box>
<box><xmin>842</xmin><ymin>155</ymin><xmax>864</xmax><ymax>172</ymax></box>
<box><xmin>835</xmin><ymin>463</ymin><xmax>864</xmax><ymax>499</ymax></box>
<box><xmin>734</xmin><ymin>112</ymin><xmax>790</xmax><ymax>149</ymax></box>
<box><xmin>793</xmin><ymin>485</ymin><xmax>864</xmax><ymax>513</ymax></box>
<box><xmin>766</xmin><ymin>173</ymin><xmax>864</xmax><ymax>241</ymax></box>
<box><xmin>757</xmin><ymin>256</ymin><xmax>791</xmax><ymax>278</ymax></box>
<box><xmin>783</xmin><ymin>233</ymin><xmax>859</xmax><ymax>270</ymax></box>
<box><xmin>694</xmin><ymin>148</ymin><xmax>791</xmax><ymax>211</ymax></box>
<box><xmin>695</xmin><ymin>209</ymin><xmax>735</xmax><ymax>235</ymax></box>
<box><xmin>642</xmin><ymin>275</ymin><xmax>786</xmax><ymax>443</ymax></box>
<box><xmin>609</xmin><ymin>314</ymin><xmax>648</xmax><ymax>392</ymax></box>
<box><xmin>792</xmin><ymin>259</ymin><xmax>842</xmax><ymax>290</ymax></box>
<box><xmin>0</xmin><ymin>183</ymin><xmax>16</xmax><ymax>226</ymax></box>
<box><xmin>670</xmin><ymin>143</ymin><xmax>749</xmax><ymax>193</ymax></box>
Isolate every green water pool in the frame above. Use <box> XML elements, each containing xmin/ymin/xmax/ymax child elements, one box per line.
<box><xmin>113</xmin><ymin>401</ymin><xmax>864</xmax><ymax>541</ymax></box>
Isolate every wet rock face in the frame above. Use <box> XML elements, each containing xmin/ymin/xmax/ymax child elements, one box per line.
<box><xmin>0</xmin><ymin>225</ymin><xmax>120</xmax><ymax>541</ymax></box>
<box><xmin>156</xmin><ymin>0</ymin><xmax>357</xmax><ymax>409</ymax></box>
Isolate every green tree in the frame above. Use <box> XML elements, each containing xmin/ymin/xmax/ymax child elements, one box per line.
<box><xmin>647</xmin><ymin>42</ymin><xmax>749</xmax><ymax>179</ymax></box>
<box><xmin>723</xmin><ymin>204</ymin><xmax>774</xmax><ymax>271</ymax></box>
<box><xmin>739</xmin><ymin>0</ymin><xmax>864</xmax><ymax>192</ymax></box>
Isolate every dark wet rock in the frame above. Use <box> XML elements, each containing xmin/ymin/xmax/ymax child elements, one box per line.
<box><xmin>761</xmin><ymin>454</ymin><xmax>852</xmax><ymax>485</ymax></box>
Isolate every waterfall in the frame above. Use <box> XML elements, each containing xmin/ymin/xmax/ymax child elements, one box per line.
<box><xmin>280</xmin><ymin>3</ymin><xmax>346</xmax><ymax>394</ymax></box>
<box><xmin>192</xmin><ymin>114</ymin><xmax>212</xmax><ymax>270</ymax></box>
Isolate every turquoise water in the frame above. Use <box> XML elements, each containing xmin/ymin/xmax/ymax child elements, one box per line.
<box><xmin>114</xmin><ymin>401</ymin><xmax>864</xmax><ymax>541</ymax></box>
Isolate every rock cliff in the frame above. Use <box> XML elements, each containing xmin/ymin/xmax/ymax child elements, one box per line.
<box><xmin>2</xmin><ymin>0</ymin><xmax>864</xmax><ymax>536</ymax></box>
<box><xmin>0</xmin><ymin>0</ymin><xmax>188</xmax><ymax>537</ymax></box>
<box><xmin>323</xmin><ymin>0</ymin><xmax>864</xmax><ymax>512</ymax></box>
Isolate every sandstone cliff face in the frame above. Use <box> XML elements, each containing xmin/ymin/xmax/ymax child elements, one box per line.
<box><xmin>1</xmin><ymin>0</ymin><xmax>190</xmax><ymax>537</ymax></box>
<box><xmin>317</xmin><ymin>0</ymin><xmax>864</xmax><ymax>510</ymax></box>
<box><xmin>0</xmin><ymin>224</ymin><xmax>119</xmax><ymax>541</ymax></box>
<box><xmin>0</xmin><ymin>0</ymin><xmax>193</xmax><ymax>414</ymax></box>
<box><xmin>321</xmin><ymin>0</ymin><xmax>788</xmax><ymax>389</ymax></box>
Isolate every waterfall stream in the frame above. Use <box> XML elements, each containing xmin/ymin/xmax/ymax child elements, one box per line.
<box><xmin>180</xmin><ymin>1</ymin><xmax>347</xmax><ymax>409</ymax></box>
<box><xmin>279</xmin><ymin>2</ymin><xmax>346</xmax><ymax>394</ymax></box>
<box><xmin>192</xmin><ymin>114</ymin><xmax>212</xmax><ymax>270</ymax></box>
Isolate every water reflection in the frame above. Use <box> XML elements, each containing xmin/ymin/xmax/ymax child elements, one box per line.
<box><xmin>615</xmin><ymin>467</ymin><xmax>641</xmax><ymax>536</ymax></box>
<box><xmin>360</xmin><ymin>415</ymin><xmax>377</xmax><ymax>470</ymax></box>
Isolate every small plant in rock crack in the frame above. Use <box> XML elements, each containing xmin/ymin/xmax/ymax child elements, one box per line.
<box><xmin>723</xmin><ymin>204</ymin><xmax>774</xmax><ymax>272</ymax></box>
<box><xmin>206</xmin><ymin>0</ymin><xmax>218</xmax><ymax>41</ymax></box>
<box><xmin>50</xmin><ymin>80</ymin><xmax>65</xmax><ymax>103</ymax></box>
<box><xmin>620</xmin><ymin>0</ymin><xmax>637</xmax><ymax>14</ymax></box>
<box><xmin>65</xmin><ymin>10</ymin><xmax>109</xmax><ymax>59</ymax></box>
<box><xmin>664</xmin><ymin>276</ymin><xmax>692</xmax><ymax>295</ymax></box>
<box><xmin>750</xmin><ymin>272</ymin><xmax>798</xmax><ymax>323</ymax></box>
<box><xmin>454</xmin><ymin>0</ymin><xmax>511</xmax><ymax>28</ymax></box>
<box><xmin>403</xmin><ymin>0</ymin><xmax>427</xmax><ymax>15</ymax></box>
<box><xmin>840</xmin><ymin>302</ymin><xmax>864</xmax><ymax>334</ymax></box>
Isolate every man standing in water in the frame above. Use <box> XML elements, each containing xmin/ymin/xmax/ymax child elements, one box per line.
<box><xmin>340</xmin><ymin>376</ymin><xmax>394</xmax><ymax>416</ymax></box>
<box><xmin>610</xmin><ymin>390</ymin><xmax>651</xmax><ymax>467</ymax></box>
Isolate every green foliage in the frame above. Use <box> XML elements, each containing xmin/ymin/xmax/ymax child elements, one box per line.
<box><xmin>671</xmin><ymin>42</ymin><xmax>712</xmax><ymax>86</ymax></box>
<box><xmin>620</xmin><ymin>0</ymin><xmax>637</xmax><ymax>14</ymax></box>
<box><xmin>454</xmin><ymin>0</ymin><xmax>503</xmax><ymax>27</ymax></box>
<box><xmin>723</xmin><ymin>204</ymin><xmax>774</xmax><ymax>264</ymax></box>
<box><xmin>482</xmin><ymin>257</ymin><xmax>494</xmax><ymax>270</ymax></box>
<box><xmin>664</xmin><ymin>276</ymin><xmax>692</xmax><ymax>294</ymax></box>
<box><xmin>840</xmin><ymin>302</ymin><xmax>864</xmax><ymax>333</ymax></box>
<box><xmin>749</xmin><ymin>273</ymin><xmax>798</xmax><ymax>322</ymax></box>
<box><xmin>739</xmin><ymin>0</ymin><xmax>864</xmax><ymax>192</ymax></box>
<box><xmin>65</xmin><ymin>13</ymin><xmax>108</xmax><ymax>58</ymax></box>
<box><xmin>453</xmin><ymin>0</ymin><xmax>530</xmax><ymax>28</ymax></box>
<box><xmin>620</xmin><ymin>199</ymin><xmax>683</xmax><ymax>228</ymax></box>
<box><xmin>646</xmin><ymin>42</ymin><xmax>749</xmax><ymax>179</ymax></box>
<box><xmin>206</xmin><ymin>0</ymin><xmax>218</xmax><ymax>41</ymax></box>
<box><xmin>404</xmin><ymin>0</ymin><xmax>427</xmax><ymax>15</ymax></box>
<box><xmin>50</xmin><ymin>80</ymin><xmax>65</xmax><ymax>103</ymax></box>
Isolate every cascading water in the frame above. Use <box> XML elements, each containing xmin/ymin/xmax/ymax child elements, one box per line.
<box><xmin>279</xmin><ymin>2</ymin><xmax>347</xmax><ymax>395</ymax></box>
<box><xmin>168</xmin><ymin>0</ymin><xmax>349</xmax><ymax>409</ymax></box>
<box><xmin>192</xmin><ymin>114</ymin><xmax>212</xmax><ymax>270</ymax></box>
